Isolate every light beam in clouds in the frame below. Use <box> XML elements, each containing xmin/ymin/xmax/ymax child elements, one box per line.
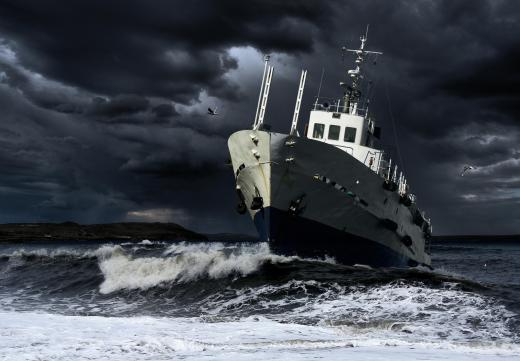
<box><xmin>126</xmin><ymin>208</ymin><xmax>191</xmax><ymax>225</ymax></box>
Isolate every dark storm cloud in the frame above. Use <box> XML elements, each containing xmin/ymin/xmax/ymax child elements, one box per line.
<box><xmin>86</xmin><ymin>95</ymin><xmax>150</xmax><ymax>117</ymax></box>
<box><xmin>0</xmin><ymin>53</ymin><xmax>87</xmax><ymax>114</ymax></box>
<box><xmin>0</xmin><ymin>0</ymin><xmax>336</xmax><ymax>102</ymax></box>
<box><xmin>441</xmin><ymin>46</ymin><xmax>520</xmax><ymax>98</ymax></box>
<box><xmin>439</xmin><ymin>44</ymin><xmax>520</xmax><ymax>126</ymax></box>
<box><xmin>152</xmin><ymin>103</ymin><xmax>177</xmax><ymax>118</ymax></box>
<box><xmin>0</xmin><ymin>0</ymin><xmax>518</xmax><ymax>234</ymax></box>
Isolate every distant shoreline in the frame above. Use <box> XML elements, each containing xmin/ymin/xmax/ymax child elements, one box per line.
<box><xmin>432</xmin><ymin>234</ymin><xmax>520</xmax><ymax>243</ymax></box>
<box><xmin>0</xmin><ymin>222</ymin><xmax>207</xmax><ymax>243</ymax></box>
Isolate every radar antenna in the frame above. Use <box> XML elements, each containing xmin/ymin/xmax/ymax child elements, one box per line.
<box><xmin>341</xmin><ymin>25</ymin><xmax>382</xmax><ymax>116</ymax></box>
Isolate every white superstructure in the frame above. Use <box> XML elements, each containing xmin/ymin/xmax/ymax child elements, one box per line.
<box><xmin>306</xmin><ymin>105</ymin><xmax>383</xmax><ymax>174</ymax></box>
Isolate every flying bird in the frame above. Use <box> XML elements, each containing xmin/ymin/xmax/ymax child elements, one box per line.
<box><xmin>207</xmin><ymin>107</ymin><xmax>218</xmax><ymax>116</ymax></box>
<box><xmin>460</xmin><ymin>165</ymin><xmax>476</xmax><ymax>177</ymax></box>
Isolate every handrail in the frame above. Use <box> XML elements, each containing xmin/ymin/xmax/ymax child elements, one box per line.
<box><xmin>312</xmin><ymin>97</ymin><xmax>368</xmax><ymax>117</ymax></box>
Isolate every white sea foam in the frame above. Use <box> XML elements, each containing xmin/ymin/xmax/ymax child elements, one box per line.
<box><xmin>0</xmin><ymin>311</ymin><xmax>518</xmax><ymax>361</ymax></box>
<box><xmin>311</xmin><ymin>283</ymin><xmax>516</xmax><ymax>343</ymax></box>
<box><xmin>97</xmin><ymin>242</ymin><xmax>305</xmax><ymax>293</ymax></box>
<box><xmin>0</xmin><ymin>240</ymin><xmax>165</xmax><ymax>260</ymax></box>
<box><xmin>0</xmin><ymin>247</ymin><xmax>99</xmax><ymax>259</ymax></box>
<box><xmin>204</xmin><ymin>279</ymin><xmax>517</xmax><ymax>344</ymax></box>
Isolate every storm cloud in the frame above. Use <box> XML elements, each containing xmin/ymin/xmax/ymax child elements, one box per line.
<box><xmin>0</xmin><ymin>0</ymin><xmax>518</xmax><ymax>234</ymax></box>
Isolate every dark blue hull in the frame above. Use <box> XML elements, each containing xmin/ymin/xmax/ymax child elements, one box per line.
<box><xmin>255</xmin><ymin>206</ymin><xmax>416</xmax><ymax>268</ymax></box>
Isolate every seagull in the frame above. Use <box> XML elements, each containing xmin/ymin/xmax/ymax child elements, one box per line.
<box><xmin>207</xmin><ymin>107</ymin><xmax>218</xmax><ymax>116</ymax></box>
<box><xmin>460</xmin><ymin>165</ymin><xmax>476</xmax><ymax>177</ymax></box>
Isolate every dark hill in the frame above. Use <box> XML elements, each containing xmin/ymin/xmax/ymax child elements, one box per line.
<box><xmin>0</xmin><ymin>222</ymin><xmax>207</xmax><ymax>243</ymax></box>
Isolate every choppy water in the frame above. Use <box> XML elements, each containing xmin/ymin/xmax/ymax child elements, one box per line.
<box><xmin>0</xmin><ymin>239</ymin><xmax>519</xmax><ymax>360</ymax></box>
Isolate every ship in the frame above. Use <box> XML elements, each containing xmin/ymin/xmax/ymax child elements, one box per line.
<box><xmin>228</xmin><ymin>31</ymin><xmax>432</xmax><ymax>268</ymax></box>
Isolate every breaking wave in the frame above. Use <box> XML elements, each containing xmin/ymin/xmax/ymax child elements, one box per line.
<box><xmin>97</xmin><ymin>242</ymin><xmax>332</xmax><ymax>293</ymax></box>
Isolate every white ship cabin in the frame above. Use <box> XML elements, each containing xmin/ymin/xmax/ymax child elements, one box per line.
<box><xmin>305</xmin><ymin>98</ymin><xmax>383</xmax><ymax>174</ymax></box>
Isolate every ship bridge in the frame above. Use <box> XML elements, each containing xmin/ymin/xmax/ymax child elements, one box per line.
<box><xmin>306</xmin><ymin>98</ymin><xmax>382</xmax><ymax>174</ymax></box>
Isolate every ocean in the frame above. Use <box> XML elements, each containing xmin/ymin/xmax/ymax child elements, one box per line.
<box><xmin>0</xmin><ymin>239</ymin><xmax>519</xmax><ymax>360</ymax></box>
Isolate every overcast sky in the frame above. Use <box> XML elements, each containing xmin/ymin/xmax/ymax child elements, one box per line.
<box><xmin>0</xmin><ymin>0</ymin><xmax>518</xmax><ymax>235</ymax></box>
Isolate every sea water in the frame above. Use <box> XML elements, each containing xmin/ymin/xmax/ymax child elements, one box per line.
<box><xmin>0</xmin><ymin>239</ymin><xmax>519</xmax><ymax>360</ymax></box>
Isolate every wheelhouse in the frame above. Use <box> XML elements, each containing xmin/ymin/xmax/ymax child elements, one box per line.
<box><xmin>306</xmin><ymin>100</ymin><xmax>382</xmax><ymax>174</ymax></box>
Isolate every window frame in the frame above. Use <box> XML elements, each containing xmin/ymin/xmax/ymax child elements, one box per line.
<box><xmin>312</xmin><ymin>123</ymin><xmax>325</xmax><ymax>139</ymax></box>
<box><xmin>328</xmin><ymin>124</ymin><xmax>341</xmax><ymax>141</ymax></box>
<box><xmin>344</xmin><ymin>126</ymin><xmax>357</xmax><ymax>143</ymax></box>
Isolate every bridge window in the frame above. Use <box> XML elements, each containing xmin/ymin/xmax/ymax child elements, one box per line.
<box><xmin>328</xmin><ymin>125</ymin><xmax>340</xmax><ymax>140</ymax></box>
<box><xmin>312</xmin><ymin>123</ymin><xmax>324</xmax><ymax>139</ymax></box>
<box><xmin>344</xmin><ymin>127</ymin><xmax>357</xmax><ymax>143</ymax></box>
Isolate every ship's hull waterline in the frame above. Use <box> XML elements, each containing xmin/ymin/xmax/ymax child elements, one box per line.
<box><xmin>228</xmin><ymin>130</ymin><xmax>431</xmax><ymax>268</ymax></box>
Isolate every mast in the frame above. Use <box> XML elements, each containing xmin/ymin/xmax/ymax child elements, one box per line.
<box><xmin>289</xmin><ymin>70</ymin><xmax>307</xmax><ymax>136</ymax></box>
<box><xmin>253</xmin><ymin>55</ymin><xmax>274</xmax><ymax>130</ymax></box>
<box><xmin>341</xmin><ymin>26</ymin><xmax>382</xmax><ymax>116</ymax></box>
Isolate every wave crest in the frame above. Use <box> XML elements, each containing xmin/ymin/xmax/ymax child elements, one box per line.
<box><xmin>98</xmin><ymin>242</ymin><xmax>304</xmax><ymax>294</ymax></box>
<box><xmin>0</xmin><ymin>248</ymin><xmax>98</xmax><ymax>260</ymax></box>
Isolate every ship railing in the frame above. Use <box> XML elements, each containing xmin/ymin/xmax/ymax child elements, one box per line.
<box><xmin>312</xmin><ymin>97</ymin><xmax>368</xmax><ymax>117</ymax></box>
<box><xmin>377</xmin><ymin>157</ymin><xmax>390</xmax><ymax>179</ymax></box>
<box><xmin>377</xmin><ymin>155</ymin><xmax>409</xmax><ymax>197</ymax></box>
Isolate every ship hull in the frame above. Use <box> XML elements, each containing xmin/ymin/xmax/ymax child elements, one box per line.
<box><xmin>228</xmin><ymin>130</ymin><xmax>431</xmax><ymax>268</ymax></box>
<box><xmin>255</xmin><ymin>207</ymin><xmax>412</xmax><ymax>267</ymax></box>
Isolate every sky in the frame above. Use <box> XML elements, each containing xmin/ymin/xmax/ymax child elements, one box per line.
<box><xmin>0</xmin><ymin>0</ymin><xmax>518</xmax><ymax>235</ymax></box>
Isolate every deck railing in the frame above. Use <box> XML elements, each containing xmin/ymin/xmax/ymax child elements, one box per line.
<box><xmin>312</xmin><ymin>97</ymin><xmax>368</xmax><ymax>117</ymax></box>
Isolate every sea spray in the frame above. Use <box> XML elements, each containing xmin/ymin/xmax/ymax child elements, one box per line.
<box><xmin>98</xmin><ymin>242</ymin><xmax>303</xmax><ymax>293</ymax></box>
